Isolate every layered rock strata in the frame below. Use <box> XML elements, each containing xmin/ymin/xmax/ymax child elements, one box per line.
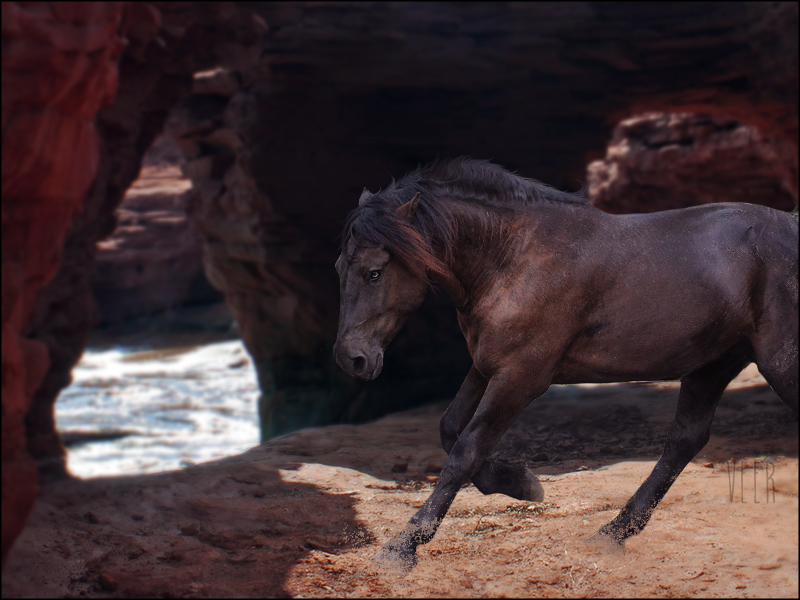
<box><xmin>92</xmin><ymin>132</ymin><xmax>222</xmax><ymax>325</ymax></box>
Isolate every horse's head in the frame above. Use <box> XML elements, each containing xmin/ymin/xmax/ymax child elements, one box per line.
<box><xmin>333</xmin><ymin>192</ymin><xmax>428</xmax><ymax>380</ymax></box>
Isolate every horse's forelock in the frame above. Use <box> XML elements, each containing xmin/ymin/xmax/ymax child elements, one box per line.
<box><xmin>346</xmin><ymin>203</ymin><xmax>447</xmax><ymax>285</ymax></box>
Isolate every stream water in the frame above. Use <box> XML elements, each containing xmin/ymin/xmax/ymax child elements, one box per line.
<box><xmin>56</xmin><ymin>339</ymin><xmax>261</xmax><ymax>478</ymax></box>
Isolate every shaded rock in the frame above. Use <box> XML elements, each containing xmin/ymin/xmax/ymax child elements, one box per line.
<box><xmin>98</xmin><ymin>572</ymin><xmax>118</xmax><ymax>592</ymax></box>
<box><xmin>192</xmin><ymin>67</ymin><xmax>241</xmax><ymax>97</ymax></box>
<box><xmin>178</xmin><ymin>1</ymin><xmax>797</xmax><ymax>442</ymax></box>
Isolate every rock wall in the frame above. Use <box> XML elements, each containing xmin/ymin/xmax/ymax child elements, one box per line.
<box><xmin>178</xmin><ymin>62</ymin><xmax>474</xmax><ymax>441</ymax></box>
<box><xmin>21</xmin><ymin>2</ymin><xmax>265</xmax><ymax>484</ymax></box>
<box><xmin>588</xmin><ymin>113</ymin><xmax>798</xmax><ymax>213</ymax></box>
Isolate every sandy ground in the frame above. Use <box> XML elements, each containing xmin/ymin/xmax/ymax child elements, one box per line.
<box><xmin>2</xmin><ymin>364</ymin><xmax>797</xmax><ymax>598</ymax></box>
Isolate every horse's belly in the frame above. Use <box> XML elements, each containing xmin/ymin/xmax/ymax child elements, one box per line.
<box><xmin>552</xmin><ymin>357</ymin><xmax>695</xmax><ymax>384</ymax></box>
<box><xmin>552</xmin><ymin>316</ymin><xmax>748</xmax><ymax>384</ymax></box>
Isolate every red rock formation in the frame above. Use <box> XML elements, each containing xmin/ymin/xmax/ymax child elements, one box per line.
<box><xmin>588</xmin><ymin>113</ymin><xmax>798</xmax><ymax>214</ymax></box>
<box><xmin>3</xmin><ymin>0</ymin><xmax>264</xmax><ymax>565</ymax></box>
<box><xmin>21</xmin><ymin>2</ymin><xmax>265</xmax><ymax>487</ymax></box>
<box><xmin>1</xmin><ymin>2</ymin><xmax>126</xmax><ymax>565</ymax></box>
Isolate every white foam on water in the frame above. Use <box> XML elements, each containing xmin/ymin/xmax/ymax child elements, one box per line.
<box><xmin>56</xmin><ymin>340</ymin><xmax>261</xmax><ymax>478</ymax></box>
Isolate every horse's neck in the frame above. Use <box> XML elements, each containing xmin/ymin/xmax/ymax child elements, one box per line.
<box><xmin>433</xmin><ymin>198</ymin><xmax>530</xmax><ymax>313</ymax></box>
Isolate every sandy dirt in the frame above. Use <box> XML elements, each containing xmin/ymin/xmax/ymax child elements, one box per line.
<box><xmin>2</xmin><ymin>364</ymin><xmax>797</xmax><ymax>598</ymax></box>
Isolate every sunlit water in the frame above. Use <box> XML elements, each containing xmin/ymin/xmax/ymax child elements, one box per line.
<box><xmin>56</xmin><ymin>340</ymin><xmax>261</xmax><ymax>478</ymax></box>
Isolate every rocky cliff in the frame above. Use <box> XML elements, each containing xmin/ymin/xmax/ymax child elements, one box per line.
<box><xmin>3</xmin><ymin>1</ymin><xmax>264</xmax><ymax>564</ymax></box>
<box><xmin>19</xmin><ymin>2</ymin><xmax>264</xmax><ymax>488</ymax></box>
<box><xmin>92</xmin><ymin>132</ymin><xmax>222</xmax><ymax>325</ymax></box>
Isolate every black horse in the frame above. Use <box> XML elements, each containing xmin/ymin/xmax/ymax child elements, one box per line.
<box><xmin>334</xmin><ymin>157</ymin><xmax>798</xmax><ymax>571</ymax></box>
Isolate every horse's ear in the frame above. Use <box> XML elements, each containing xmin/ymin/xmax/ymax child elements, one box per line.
<box><xmin>358</xmin><ymin>188</ymin><xmax>371</xmax><ymax>206</ymax></box>
<box><xmin>396</xmin><ymin>192</ymin><xmax>421</xmax><ymax>223</ymax></box>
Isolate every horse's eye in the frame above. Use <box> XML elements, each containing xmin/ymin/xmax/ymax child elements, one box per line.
<box><xmin>369</xmin><ymin>270</ymin><xmax>382</xmax><ymax>282</ymax></box>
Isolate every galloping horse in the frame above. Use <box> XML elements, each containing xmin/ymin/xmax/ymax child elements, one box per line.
<box><xmin>334</xmin><ymin>157</ymin><xmax>798</xmax><ymax>571</ymax></box>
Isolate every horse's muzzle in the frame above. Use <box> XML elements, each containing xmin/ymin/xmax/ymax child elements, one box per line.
<box><xmin>334</xmin><ymin>341</ymin><xmax>384</xmax><ymax>380</ymax></box>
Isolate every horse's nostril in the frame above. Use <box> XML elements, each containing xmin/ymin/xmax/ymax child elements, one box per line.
<box><xmin>352</xmin><ymin>355</ymin><xmax>367</xmax><ymax>374</ymax></box>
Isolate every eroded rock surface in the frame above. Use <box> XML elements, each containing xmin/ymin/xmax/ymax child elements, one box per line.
<box><xmin>20</xmin><ymin>2</ymin><xmax>264</xmax><ymax>487</ymax></box>
<box><xmin>178</xmin><ymin>2</ymin><xmax>798</xmax><ymax>441</ymax></box>
<box><xmin>3</xmin><ymin>0</ymin><xmax>263</xmax><ymax>564</ymax></box>
<box><xmin>589</xmin><ymin>113</ymin><xmax>798</xmax><ymax>213</ymax></box>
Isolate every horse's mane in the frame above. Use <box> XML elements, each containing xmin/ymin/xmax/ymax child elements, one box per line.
<box><xmin>343</xmin><ymin>157</ymin><xmax>591</xmax><ymax>284</ymax></box>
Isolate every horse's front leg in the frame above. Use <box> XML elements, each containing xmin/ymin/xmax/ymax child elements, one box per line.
<box><xmin>440</xmin><ymin>365</ymin><xmax>543</xmax><ymax>502</ymax></box>
<box><xmin>374</xmin><ymin>370</ymin><xmax>549</xmax><ymax>571</ymax></box>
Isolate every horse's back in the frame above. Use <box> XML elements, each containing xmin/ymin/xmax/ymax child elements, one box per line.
<box><xmin>552</xmin><ymin>203</ymin><xmax>798</xmax><ymax>383</ymax></box>
<box><xmin>618</xmin><ymin>202</ymin><xmax>797</xmax><ymax>278</ymax></box>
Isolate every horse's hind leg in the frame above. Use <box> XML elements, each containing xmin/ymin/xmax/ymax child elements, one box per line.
<box><xmin>440</xmin><ymin>365</ymin><xmax>544</xmax><ymax>502</ymax></box>
<box><xmin>595</xmin><ymin>339</ymin><xmax>753</xmax><ymax>545</ymax></box>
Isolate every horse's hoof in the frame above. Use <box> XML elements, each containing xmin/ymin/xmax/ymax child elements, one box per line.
<box><xmin>588</xmin><ymin>529</ymin><xmax>626</xmax><ymax>555</ymax></box>
<box><xmin>372</xmin><ymin>541</ymin><xmax>418</xmax><ymax>574</ymax></box>
<box><xmin>523</xmin><ymin>469</ymin><xmax>545</xmax><ymax>502</ymax></box>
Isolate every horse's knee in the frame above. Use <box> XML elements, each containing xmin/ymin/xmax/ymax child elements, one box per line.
<box><xmin>442</xmin><ymin>433</ymin><xmax>482</xmax><ymax>480</ymax></box>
